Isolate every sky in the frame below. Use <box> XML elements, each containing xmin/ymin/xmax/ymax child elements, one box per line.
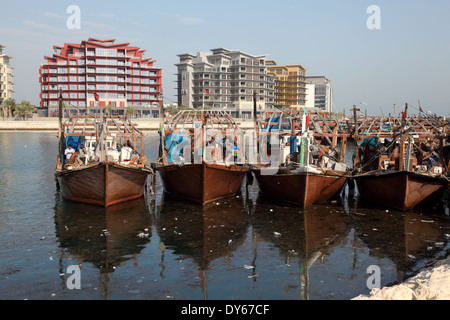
<box><xmin>0</xmin><ymin>0</ymin><xmax>449</xmax><ymax>116</ymax></box>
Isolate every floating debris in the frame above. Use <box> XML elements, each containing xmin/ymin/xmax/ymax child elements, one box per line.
<box><xmin>137</xmin><ymin>232</ymin><xmax>149</xmax><ymax>238</ymax></box>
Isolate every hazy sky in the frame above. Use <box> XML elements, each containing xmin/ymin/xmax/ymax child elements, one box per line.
<box><xmin>1</xmin><ymin>0</ymin><xmax>449</xmax><ymax>115</ymax></box>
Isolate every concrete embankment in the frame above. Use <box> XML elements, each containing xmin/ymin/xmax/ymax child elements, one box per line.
<box><xmin>0</xmin><ymin>117</ymin><xmax>255</xmax><ymax>131</ymax></box>
<box><xmin>353</xmin><ymin>256</ymin><xmax>450</xmax><ymax>300</ymax></box>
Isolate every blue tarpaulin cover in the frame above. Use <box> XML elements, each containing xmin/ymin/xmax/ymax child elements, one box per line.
<box><xmin>65</xmin><ymin>136</ymin><xmax>85</xmax><ymax>150</ymax></box>
<box><xmin>165</xmin><ymin>132</ymin><xmax>188</xmax><ymax>162</ymax></box>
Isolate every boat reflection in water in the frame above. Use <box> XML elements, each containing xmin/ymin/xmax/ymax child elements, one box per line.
<box><xmin>251</xmin><ymin>196</ymin><xmax>350</xmax><ymax>300</ymax></box>
<box><xmin>53</xmin><ymin>184</ymin><xmax>450</xmax><ymax>300</ymax></box>
<box><xmin>351</xmin><ymin>207</ymin><xmax>449</xmax><ymax>280</ymax></box>
<box><xmin>155</xmin><ymin>193</ymin><xmax>251</xmax><ymax>300</ymax></box>
<box><xmin>54</xmin><ymin>196</ymin><xmax>152</xmax><ymax>299</ymax></box>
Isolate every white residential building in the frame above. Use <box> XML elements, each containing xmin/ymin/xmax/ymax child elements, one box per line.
<box><xmin>0</xmin><ymin>44</ymin><xmax>13</xmax><ymax>105</ymax></box>
<box><xmin>175</xmin><ymin>48</ymin><xmax>275</xmax><ymax>118</ymax></box>
<box><xmin>305</xmin><ymin>76</ymin><xmax>333</xmax><ymax>113</ymax></box>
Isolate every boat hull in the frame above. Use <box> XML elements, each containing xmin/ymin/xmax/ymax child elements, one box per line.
<box><xmin>353</xmin><ymin>171</ymin><xmax>447</xmax><ymax>211</ymax></box>
<box><xmin>56</xmin><ymin>162</ymin><xmax>150</xmax><ymax>207</ymax></box>
<box><xmin>156</xmin><ymin>163</ymin><xmax>249</xmax><ymax>205</ymax></box>
<box><xmin>253</xmin><ymin>169</ymin><xmax>347</xmax><ymax>208</ymax></box>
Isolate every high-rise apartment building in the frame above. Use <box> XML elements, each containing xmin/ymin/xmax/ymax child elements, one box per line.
<box><xmin>176</xmin><ymin>48</ymin><xmax>274</xmax><ymax>118</ymax></box>
<box><xmin>305</xmin><ymin>76</ymin><xmax>333</xmax><ymax>113</ymax></box>
<box><xmin>39</xmin><ymin>38</ymin><xmax>162</xmax><ymax>116</ymax></box>
<box><xmin>266</xmin><ymin>61</ymin><xmax>307</xmax><ymax>109</ymax></box>
<box><xmin>0</xmin><ymin>44</ymin><xmax>13</xmax><ymax>105</ymax></box>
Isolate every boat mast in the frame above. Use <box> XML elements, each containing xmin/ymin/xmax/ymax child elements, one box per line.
<box><xmin>352</xmin><ymin>105</ymin><xmax>361</xmax><ymax>170</ymax></box>
<box><xmin>253</xmin><ymin>91</ymin><xmax>260</xmax><ymax>166</ymax></box>
<box><xmin>159</xmin><ymin>94</ymin><xmax>167</xmax><ymax>165</ymax></box>
<box><xmin>58</xmin><ymin>88</ymin><xmax>65</xmax><ymax>166</ymax></box>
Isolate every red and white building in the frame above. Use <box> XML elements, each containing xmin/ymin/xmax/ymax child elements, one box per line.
<box><xmin>39</xmin><ymin>38</ymin><xmax>162</xmax><ymax>117</ymax></box>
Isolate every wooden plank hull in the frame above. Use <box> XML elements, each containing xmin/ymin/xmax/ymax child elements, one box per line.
<box><xmin>156</xmin><ymin>163</ymin><xmax>249</xmax><ymax>205</ymax></box>
<box><xmin>56</xmin><ymin>163</ymin><xmax>150</xmax><ymax>207</ymax></box>
<box><xmin>353</xmin><ymin>171</ymin><xmax>447</xmax><ymax>211</ymax></box>
<box><xmin>253</xmin><ymin>170</ymin><xmax>347</xmax><ymax>208</ymax></box>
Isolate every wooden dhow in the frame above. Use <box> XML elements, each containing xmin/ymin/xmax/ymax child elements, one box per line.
<box><xmin>251</xmin><ymin>99</ymin><xmax>350</xmax><ymax>208</ymax></box>
<box><xmin>153</xmin><ymin>109</ymin><xmax>249</xmax><ymax>205</ymax></box>
<box><xmin>350</xmin><ymin>103</ymin><xmax>449</xmax><ymax>211</ymax></box>
<box><xmin>54</xmin><ymin>91</ymin><xmax>152</xmax><ymax>207</ymax></box>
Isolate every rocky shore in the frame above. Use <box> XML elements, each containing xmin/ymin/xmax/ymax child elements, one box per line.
<box><xmin>353</xmin><ymin>255</ymin><xmax>450</xmax><ymax>300</ymax></box>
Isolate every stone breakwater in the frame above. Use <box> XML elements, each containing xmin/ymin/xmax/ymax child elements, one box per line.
<box><xmin>0</xmin><ymin>118</ymin><xmax>255</xmax><ymax>131</ymax></box>
<box><xmin>353</xmin><ymin>256</ymin><xmax>450</xmax><ymax>300</ymax></box>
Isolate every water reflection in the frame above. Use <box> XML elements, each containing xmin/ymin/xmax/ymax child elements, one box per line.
<box><xmin>352</xmin><ymin>209</ymin><xmax>449</xmax><ymax>279</ymax></box>
<box><xmin>52</xmin><ymin>177</ymin><xmax>450</xmax><ymax>300</ymax></box>
<box><xmin>250</xmin><ymin>197</ymin><xmax>350</xmax><ymax>299</ymax></box>
<box><xmin>155</xmin><ymin>194</ymin><xmax>251</xmax><ymax>299</ymax></box>
<box><xmin>54</xmin><ymin>196</ymin><xmax>152</xmax><ymax>299</ymax></box>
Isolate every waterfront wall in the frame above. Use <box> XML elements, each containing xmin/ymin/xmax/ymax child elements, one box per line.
<box><xmin>0</xmin><ymin>117</ymin><xmax>255</xmax><ymax>131</ymax></box>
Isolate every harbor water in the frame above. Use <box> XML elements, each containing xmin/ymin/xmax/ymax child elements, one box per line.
<box><xmin>1</xmin><ymin>131</ymin><xmax>450</xmax><ymax>300</ymax></box>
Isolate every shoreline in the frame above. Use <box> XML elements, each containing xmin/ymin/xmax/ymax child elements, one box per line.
<box><xmin>353</xmin><ymin>254</ymin><xmax>450</xmax><ymax>300</ymax></box>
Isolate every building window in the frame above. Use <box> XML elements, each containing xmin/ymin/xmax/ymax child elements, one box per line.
<box><xmin>107</xmin><ymin>49</ymin><xmax>117</xmax><ymax>57</ymax></box>
<box><xmin>96</xmin><ymin>48</ymin><xmax>107</xmax><ymax>56</ymax></box>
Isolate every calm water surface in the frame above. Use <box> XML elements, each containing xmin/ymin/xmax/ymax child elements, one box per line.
<box><xmin>1</xmin><ymin>131</ymin><xmax>450</xmax><ymax>300</ymax></box>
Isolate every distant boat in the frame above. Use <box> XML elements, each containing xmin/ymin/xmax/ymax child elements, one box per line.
<box><xmin>153</xmin><ymin>110</ymin><xmax>249</xmax><ymax>205</ymax></box>
<box><xmin>251</xmin><ymin>108</ymin><xmax>349</xmax><ymax>208</ymax></box>
<box><xmin>54</xmin><ymin>98</ymin><xmax>152</xmax><ymax>207</ymax></box>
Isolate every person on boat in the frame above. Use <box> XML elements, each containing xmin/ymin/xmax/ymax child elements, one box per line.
<box><xmin>226</xmin><ymin>137</ymin><xmax>239</xmax><ymax>163</ymax></box>
<box><xmin>68</xmin><ymin>150</ymin><xmax>81</xmax><ymax>165</ymax></box>
<box><xmin>64</xmin><ymin>144</ymin><xmax>75</xmax><ymax>163</ymax></box>
<box><xmin>78</xmin><ymin>143</ymin><xmax>87</xmax><ymax>165</ymax></box>
<box><xmin>206</xmin><ymin>136</ymin><xmax>215</xmax><ymax>146</ymax></box>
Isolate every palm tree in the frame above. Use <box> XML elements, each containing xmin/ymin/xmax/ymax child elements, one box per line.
<box><xmin>125</xmin><ymin>105</ymin><xmax>135</xmax><ymax>118</ymax></box>
<box><xmin>13</xmin><ymin>101</ymin><xmax>35</xmax><ymax>120</ymax></box>
<box><xmin>2</xmin><ymin>98</ymin><xmax>15</xmax><ymax>120</ymax></box>
<box><xmin>104</xmin><ymin>103</ymin><xmax>112</xmax><ymax>116</ymax></box>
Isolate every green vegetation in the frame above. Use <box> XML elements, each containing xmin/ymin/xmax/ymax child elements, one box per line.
<box><xmin>13</xmin><ymin>101</ymin><xmax>36</xmax><ymax>120</ymax></box>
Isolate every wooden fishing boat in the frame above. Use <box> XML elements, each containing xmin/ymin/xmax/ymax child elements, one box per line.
<box><xmin>157</xmin><ymin>162</ymin><xmax>248</xmax><ymax>205</ymax></box>
<box><xmin>56</xmin><ymin>162</ymin><xmax>149</xmax><ymax>207</ymax></box>
<box><xmin>351</xmin><ymin>104</ymin><xmax>449</xmax><ymax>211</ymax></box>
<box><xmin>153</xmin><ymin>109</ymin><xmax>249</xmax><ymax>205</ymax></box>
<box><xmin>353</xmin><ymin>170</ymin><xmax>447</xmax><ymax>211</ymax></box>
<box><xmin>251</xmin><ymin>106</ymin><xmax>350</xmax><ymax>208</ymax></box>
<box><xmin>54</xmin><ymin>92</ymin><xmax>152</xmax><ymax>207</ymax></box>
<box><xmin>253</xmin><ymin>167</ymin><xmax>347</xmax><ymax>208</ymax></box>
